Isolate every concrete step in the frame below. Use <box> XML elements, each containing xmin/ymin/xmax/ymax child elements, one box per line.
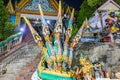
<box><xmin>0</xmin><ymin>42</ymin><xmax>40</xmax><ymax>80</ymax></box>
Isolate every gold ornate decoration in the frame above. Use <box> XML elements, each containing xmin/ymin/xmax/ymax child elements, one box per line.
<box><xmin>15</xmin><ymin>0</ymin><xmax>59</xmax><ymax>25</ymax></box>
<box><xmin>65</xmin><ymin>6</ymin><xmax>72</xmax><ymax>14</ymax></box>
<box><xmin>6</xmin><ymin>0</ymin><xmax>15</xmax><ymax>14</ymax></box>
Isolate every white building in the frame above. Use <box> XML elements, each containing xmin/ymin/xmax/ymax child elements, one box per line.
<box><xmin>89</xmin><ymin>0</ymin><xmax>120</xmax><ymax>32</ymax></box>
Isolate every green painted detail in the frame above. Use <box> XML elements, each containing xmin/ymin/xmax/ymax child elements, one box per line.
<box><xmin>2</xmin><ymin>40</ymin><xmax>9</xmax><ymax>45</ymax></box>
<box><xmin>79</xmin><ymin>78</ymin><xmax>83</xmax><ymax>80</ymax></box>
<box><xmin>45</xmin><ymin>42</ymin><xmax>52</xmax><ymax>56</ymax></box>
<box><xmin>0</xmin><ymin>32</ymin><xmax>22</xmax><ymax>47</ymax></box>
<box><xmin>0</xmin><ymin>42</ymin><xmax>3</xmax><ymax>47</ymax></box>
<box><xmin>37</xmin><ymin>69</ymin><xmax>41</xmax><ymax>77</ymax></box>
<box><xmin>38</xmin><ymin>71</ymin><xmax>76</xmax><ymax>80</ymax></box>
<box><xmin>54</xmin><ymin>41</ymin><xmax>58</xmax><ymax>55</ymax></box>
<box><xmin>8</xmin><ymin>37</ymin><xmax>14</xmax><ymax>41</ymax></box>
<box><xmin>67</xmin><ymin>45</ymin><xmax>70</xmax><ymax>56</ymax></box>
<box><xmin>10</xmin><ymin>32</ymin><xmax>22</xmax><ymax>39</ymax></box>
<box><xmin>79</xmin><ymin>53</ymin><xmax>83</xmax><ymax>58</ymax></box>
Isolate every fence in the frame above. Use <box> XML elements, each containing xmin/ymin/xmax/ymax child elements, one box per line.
<box><xmin>0</xmin><ymin>32</ymin><xmax>23</xmax><ymax>54</ymax></box>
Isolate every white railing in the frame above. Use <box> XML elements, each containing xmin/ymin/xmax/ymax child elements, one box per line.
<box><xmin>0</xmin><ymin>32</ymin><xmax>23</xmax><ymax>54</ymax></box>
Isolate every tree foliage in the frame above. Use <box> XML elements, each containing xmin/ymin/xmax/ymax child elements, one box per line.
<box><xmin>87</xmin><ymin>0</ymin><xmax>98</xmax><ymax>7</ymax></box>
<box><xmin>0</xmin><ymin>0</ymin><xmax>16</xmax><ymax>41</ymax></box>
<box><xmin>115</xmin><ymin>0</ymin><xmax>120</xmax><ymax>5</ymax></box>
<box><xmin>71</xmin><ymin>23</ymin><xmax>78</xmax><ymax>38</ymax></box>
<box><xmin>4</xmin><ymin>22</ymin><xmax>16</xmax><ymax>39</ymax></box>
<box><xmin>87</xmin><ymin>0</ymin><xmax>104</xmax><ymax>7</ymax></box>
<box><xmin>77</xmin><ymin>0</ymin><xmax>97</xmax><ymax>27</ymax></box>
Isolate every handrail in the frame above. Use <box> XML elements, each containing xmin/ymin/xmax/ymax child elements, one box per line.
<box><xmin>0</xmin><ymin>32</ymin><xmax>22</xmax><ymax>47</ymax></box>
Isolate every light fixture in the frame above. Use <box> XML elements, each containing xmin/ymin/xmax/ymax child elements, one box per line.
<box><xmin>47</xmin><ymin>20</ymin><xmax>50</xmax><ymax>24</ymax></box>
<box><xmin>20</xmin><ymin>27</ymin><xmax>24</xmax><ymax>32</ymax></box>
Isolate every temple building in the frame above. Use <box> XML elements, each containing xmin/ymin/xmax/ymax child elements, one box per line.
<box><xmin>5</xmin><ymin>0</ymin><xmax>72</xmax><ymax>42</ymax></box>
<box><xmin>6</xmin><ymin>0</ymin><xmax>61</xmax><ymax>26</ymax></box>
<box><xmin>97</xmin><ymin>0</ymin><xmax>120</xmax><ymax>11</ymax></box>
<box><xmin>89</xmin><ymin>0</ymin><xmax>120</xmax><ymax>29</ymax></box>
<box><xmin>6</xmin><ymin>0</ymin><xmax>72</xmax><ymax>25</ymax></box>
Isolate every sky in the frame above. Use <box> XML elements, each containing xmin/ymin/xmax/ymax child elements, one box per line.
<box><xmin>4</xmin><ymin>0</ymin><xmax>83</xmax><ymax>11</ymax></box>
<box><xmin>64</xmin><ymin>0</ymin><xmax>83</xmax><ymax>11</ymax></box>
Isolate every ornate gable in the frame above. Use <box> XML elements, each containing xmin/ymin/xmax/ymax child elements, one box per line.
<box><xmin>65</xmin><ymin>6</ymin><xmax>72</xmax><ymax>14</ymax></box>
<box><xmin>6</xmin><ymin>0</ymin><xmax>15</xmax><ymax>14</ymax></box>
<box><xmin>16</xmin><ymin>0</ymin><xmax>58</xmax><ymax>15</ymax></box>
<box><xmin>24</xmin><ymin>0</ymin><xmax>55</xmax><ymax>12</ymax></box>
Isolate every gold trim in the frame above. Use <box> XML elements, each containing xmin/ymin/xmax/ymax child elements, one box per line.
<box><xmin>15</xmin><ymin>0</ymin><xmax>59</xmax><ymax>25</ymax></box>
<box><xmin>48</xmin><ymin>0</ymin><xmax>58</xmax><ymax>11</ymax></box>
<box><xmin>16</xmin><ymin>12</ymin><xmax>21</xmax><ymax>26</ymax></box>
<box><xmin>16</xmin><ymin>0</ymin><xmax>58</xmax><ymax>15</ymax></box>
<box><xmin>6</xmin><ymin>0</ymin><xmax>15</xmax><ymax>14</ymax></box>
<box><xmin>65</xmin><ymin>6</ymin><xmax>72</xmax><ymax>14</ymax></box>
<box><xmin>16</xmin><ymin>0</ymin><xmax>58</xmax><ymax>13</ymax></box>
<box><xmin>21</xmin><ymin>10</ymin><xmax>57</xmax><ymax>16</ymax></box>
<box><xmin>16</xmin><ymin>0</ymin><xmax>30</xmax><ymax>9</ymax></box>
<box><xmin>53</xmin><ymin>0</ymin><xmax>59</xmax><ymax>8</ymax></box>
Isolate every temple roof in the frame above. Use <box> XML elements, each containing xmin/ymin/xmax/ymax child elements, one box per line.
<box><xmin>24</xmin><ymin>0</ymin><xmax>55</xmax><ymax>12</ymax></box>
<box><xmin>98</xmin><ymin>0</ymin><xmax>120</xmax><ymax>11</ymax></box>
<box><xmin>15</xmin><ymin>0</ymin><xmax>60</xmax><ymax>16</ymax></box>
<box><xmin>65</xmin><ymin>6</ymin><xmax>72</xmax><ymax>14</ymax></box>
<box><xmin>6</xmin><ymin>0</ymin><xmax>15</xmax><ymax>14</ymax></box>
<box><xmin>4</xmin><ymin>0</ymin><xmax>21</xmax><ymax>9</ymax></box>
<box><xmin>5</xmin><ymin>0</ymin><xmax>73</xmax><ymax>16</ymax></box>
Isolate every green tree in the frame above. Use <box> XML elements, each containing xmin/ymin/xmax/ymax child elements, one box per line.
<box><xmin>0</xmin><ymin>0</ymin><xmax>16</xmax><ymax>41</ymax></box>
<box><xmin>0</xmin><ymin>0</ymin><xmax>7</xmax><ymax>40</ymax></box>
<box><xmin>77</xmin><ymin>0</ymin><xmax>105</xmax><ymax>27</ymax></box>
<box><xmin>87</xmin><ymin>0</ymin><xmax>98</xmax><ymax>7</ymax></box>
<box><xmin>87</xmin><ymin>0</ymin><xmax>104</xmax><ymax>7</ymax></box>
<box><xmin>71</xmin><ymin>23</ymin><xmax>78</xmax><ymax>38</ymax></box>
<box><xmin>77</xmin><ymin>0</ymin><xmax>96</xmax><ymax>27</ymax></box>
<box><xmin>3</xmin><ymin>22</ymin><xmax>16</xmax><ymax>39</ymax></box>
<box><xmin>115</xmin><ymin>0</ymin><xmax>120</xmax><ymax>5</ymax></box>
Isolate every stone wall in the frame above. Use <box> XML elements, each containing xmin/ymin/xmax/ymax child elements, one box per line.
<box><xmin>73</xmin><ymin>42</ymin><xmax>120</xmax><ymax>78</ymax></box>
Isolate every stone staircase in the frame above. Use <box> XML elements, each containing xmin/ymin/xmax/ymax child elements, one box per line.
<box><xmin>0</xmin><ymin>41</ymin><xmax>41</xmax><ymax>80</ymax></box>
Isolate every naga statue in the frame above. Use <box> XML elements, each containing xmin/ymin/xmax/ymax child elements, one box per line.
<box><xmin>23</xmin><ymin>1</ymin><xmax>110</xmax><ymax>80</ymax></box>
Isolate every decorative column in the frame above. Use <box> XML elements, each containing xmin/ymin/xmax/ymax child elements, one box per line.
<box><xmin>16</xmin><ymin>11</ymin><xmax>21</xmax><ymax>26</ymax></box>
<box><xmin>98</xmin><ymin>11</ymin><xmax>103</xmax><ymax>31</ymax></box>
